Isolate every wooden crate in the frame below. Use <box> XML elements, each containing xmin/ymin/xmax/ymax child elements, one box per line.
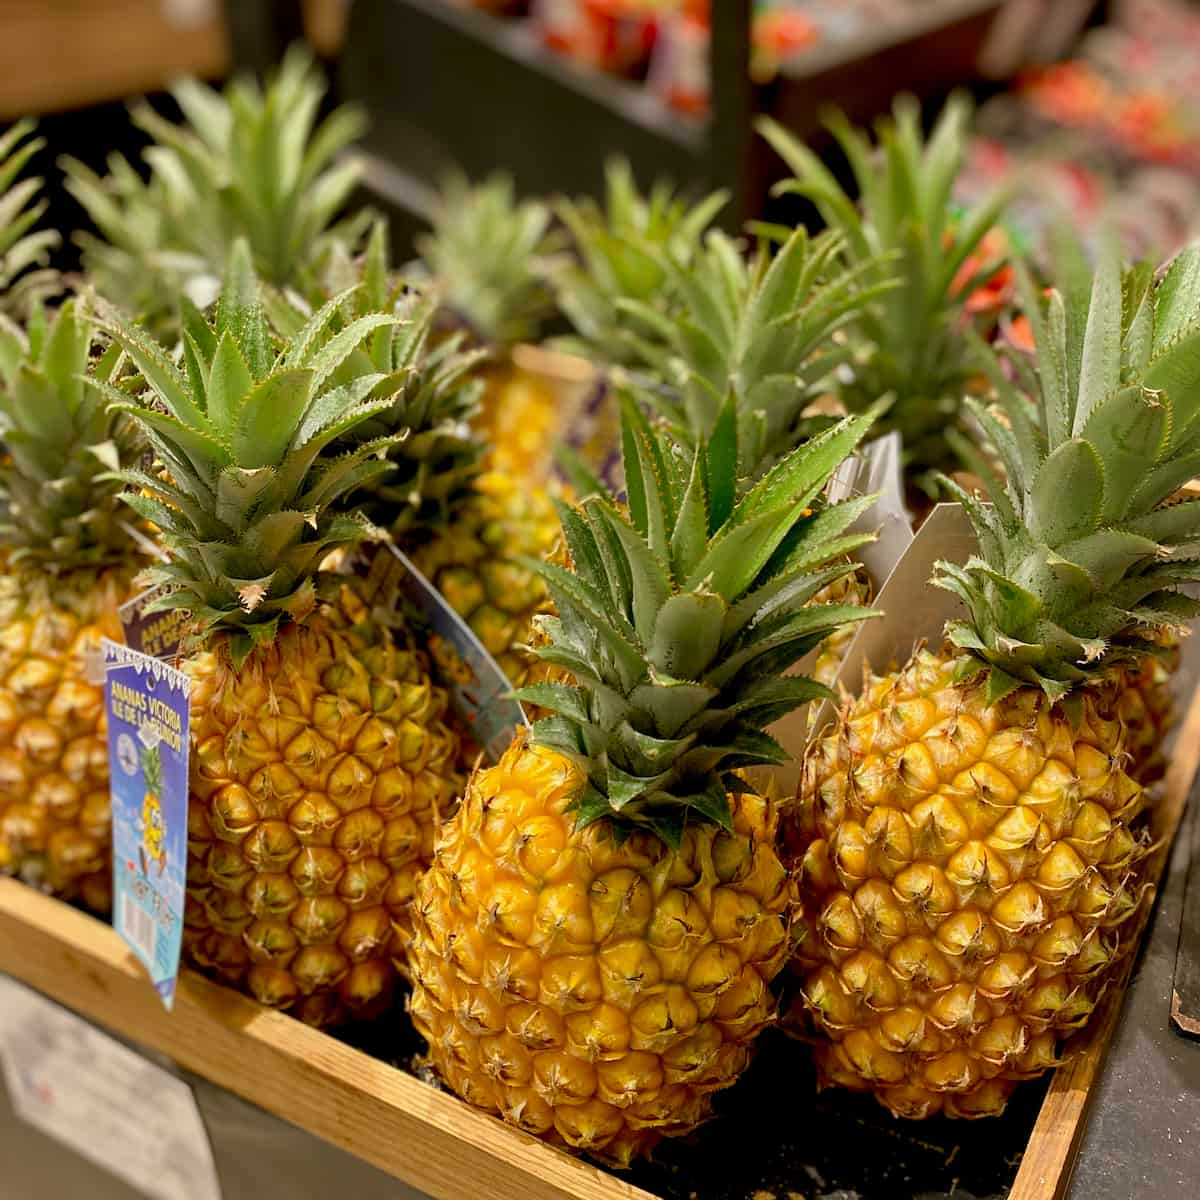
<box><xmin>0</xmin><ymin>0</ymin><xmax>230</xmax><ymax>120</ymax></box>
<box><xmin>1</xmin><ymin>686</ymin><xmax>1198</xmax><ymax>1200</ymax></box>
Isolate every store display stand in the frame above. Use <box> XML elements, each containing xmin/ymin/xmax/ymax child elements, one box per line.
<box><xmin>2</xmin><ymin>677</ymin><xmax>1199</xmax><ymax>1200</ymax></box>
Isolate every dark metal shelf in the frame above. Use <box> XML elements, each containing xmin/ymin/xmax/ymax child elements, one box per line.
<box><xmin>395</xmin><ymin>0</ymin><xmax>706</xmax><ymax>152</ymax></box>
<box><xmin>340</xmin><ymin>0</ymin><xmax>749</xmax><ymax>227</ymax></box>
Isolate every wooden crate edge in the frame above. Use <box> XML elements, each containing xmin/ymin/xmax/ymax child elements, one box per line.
<box><xmin>0</xmin><ymin>882</ymin><xmax>654</xmax><ymax>1200</ymax></box>
<box><xmin>1008</xmin><ymin>680</ymin><xmax>1200</xmax><ymax>1200</ymax></box>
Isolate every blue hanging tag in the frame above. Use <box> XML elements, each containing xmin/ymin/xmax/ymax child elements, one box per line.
<box><xmin>102</xmin><ymin>639</ymin><xmax>191</xmax><ymax>1009</ymax></box>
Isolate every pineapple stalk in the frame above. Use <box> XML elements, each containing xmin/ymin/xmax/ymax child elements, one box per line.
<box><xmin>550</xmin><ymin>159</ymin><xmax>727</xmax><ymax>372</ymax></box>
<box><xmin>63</xmin><ymin>47</ymin><xmax>369</xmax><ymax>338</ymax></box>
<box><xmin>0</xmin><ymin>120</ymin><xmax>61</xmax><ymax>321</ymax></box>
<box><xmin>0</xmin><ymin>301</ymin><xmax>145</xmax><ymax>909</ymax></box>
<box><xmin>758</xmin><ymin>94</ymin><xmax>1013</xmax><ymax>501</ymax></box>
<box><xmin>91</xmin><ymin>241</ymin><xmax>462</xmax><ymax>1026</ymax></box>
<box><xmin>623</xmin><ymin>224</ymin><xmax>894</xmax><ymax>691</ymax></box>
<box><xmin>789</xmin><ymin>241</ymin><xmax>1200</xmax><ymax>1118</ymax></box>
<box><xmin>404</xmin><ymin>396</ymin><xmax>881</xmax><ymax>1164</ymax></box>
<box><xmin>547</xmin><ymin>161</ymin><xmax>726</xmax><ymax>487</ymax></box>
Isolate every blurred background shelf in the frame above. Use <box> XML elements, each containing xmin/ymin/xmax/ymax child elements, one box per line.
<box><xmin>0</xmin><ymin>0</ymin><xmax>230</xmax><ymax>119</ymax></box>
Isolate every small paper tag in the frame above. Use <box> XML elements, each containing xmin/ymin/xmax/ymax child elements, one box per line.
<box><xmin>825</xmin><ymin>431</ymin><xmax>914</xmax><ymax>592</ymax></box>
<box><xmin>0</xmin><ymin>975</ymin><xmax>222</xmax><ymax>1200</ymax></box>
<box><xmin>362</xmin><ymin>547</ymin><xmax>528</xmax><ymax>762</ymax></box>
<box><xmin>119</xmin><ymin>582</ymin><xmax>190</xmax><ymax>661</ymax></box>
<box><xmin>768</xmin><ymin>502</ymin><xmax>977</xmax><ymax>796</ymax></box>
<box><xmin>102</xmin><ymin>639</ymin><xmax>192</xmax><ymax>1009</ymax></box>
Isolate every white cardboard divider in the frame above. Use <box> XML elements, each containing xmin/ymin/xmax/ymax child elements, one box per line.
<box><xmin>768</xmin><ymin>502</ymin><xmax>978</xmax><ymax>798</ymax></box>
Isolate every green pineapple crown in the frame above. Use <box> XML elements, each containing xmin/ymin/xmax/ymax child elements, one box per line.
<box><xmin>274</xmin><ymin>218</ymin><xmax>488</xmax><ymax>546</ymax></box>
<box><xmin>0</xmin><ymin>301</ymin><xmax>142</xmax><ymax>574</ymax></box>
<box><xmin>63</xmin><ymin>46</ymin><xmax>369</xmax><ymax>334</ymax></box>
<box><xmin>630</xmin><ymin>224</ymin><xmax>893</xmax><ymax>482</ymax></box>
<box><xmin>549</xmin><ymin>159</ymin><xmax>727</xmax><ymax>369</ymax></box>
<box><xmin>89</xmin><ymin>239</ymin><xmax>408</xmax><ymax>663</ymax></box>
<box><xmin>265</xmin><ymin>218</ymin><xmax>484</xmax><ymax>547</ymax></box>
<box><xmin>758</xmin><ymin>94</ymin><xmax>1012</xmax><ymax>484</ymax></box>
<box><xmin>0</xmin><ymin>119</ymin><xmax>61</xmax><ymax>321</ymax></box>
<box><xmin>936</xmin><ymin>240</ymin><xmax>1200</xmax><ymax>704</ymax></box>
<box><xmin>141</xmin><ymin>742</ymin><xmax>163</xmax><ymax>795</ymax></box>
<box><xmin>518</xmin><ymin>397</ymin><xmax>881</xmax><ymax>844</ymax></box>
<box><xmin>416</xmin><ymin>171</ymin><xmax>564</xmax><ymax>349</ymax></box>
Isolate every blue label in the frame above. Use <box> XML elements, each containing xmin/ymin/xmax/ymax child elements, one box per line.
<box><xmin>361</xmin><ymin>547</ymin><xmax>528</xmax><ymax>762</ymax></box>
<box><xmin>102</xmin><ymin>639</ymin><xmax>191</xmax><ymax>1010</ymax></box>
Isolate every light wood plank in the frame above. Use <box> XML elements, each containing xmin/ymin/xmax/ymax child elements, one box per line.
<box><xmin>1009</xmin><ymin>682</ymin><xmax>1200</xmax><ymax>1200</ymax></box>
<box><xmin>0</xmin><ymin>880</ymin><xmax>652</xmax><ymax>1200</ymax></box>
<box><xmin>0</xmin><ymin>1</ymin><xmax>229</xmax><ymax>119</ymax></box>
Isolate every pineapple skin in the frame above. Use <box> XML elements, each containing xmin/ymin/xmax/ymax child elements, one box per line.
<box><xmin>0</xmin><ymin>565</ymin><xmax>131</xmax><ymax>913</ymax></box>
<box><xmin>405</xmin><ymin>740</ymin><xmax>794</xmax><ymax>1165</ymax></box>
<box><xmin>183</xmin><ymin>597</ymin><xmax>461</xmax><ymax>1027</ymax></box>
<box><xmin>1117</xmin><ymin>636</ymin><xmax>1180</xmax><ymax>786</ymax></box>
<box><xmin>785</xmin><ymin>648</ymin><xmax>1151</xmax><ymax>1119</ymax></box>
<box><xmin>412</xmin><ymin>468</ymin><xmax>559</xmax><ymax>691</ymax></box>
<box><xmin>810</xmin><ymin>568</ymin><xmax>874</xmax><ymax>693</ymax></box>
<box><xmin>478</xmin><ymin>364</ymin><xmax>560</xmax><ymax>485</ymax></box>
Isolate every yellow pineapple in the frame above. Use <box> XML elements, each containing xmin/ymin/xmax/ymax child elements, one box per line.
<box><xmin>1115</xmin><ymin>633</ymin><xmax>1179</xmax><ymax>786</ymax></box>
<box><xmin>787</xmin><ymin>243</ymin><xmax>1200</xmax><ymax>1117</ymax></box>
<box><xmin>289</xmin><ymin>217</ymin><xmax>563</xmax><ymax>693</ymax></box>
<box><xmin>405</xmin><ymin>397</ymin><xmax>881</xmax><ymax>1163</ymax></box>
<box><xmin>0</xmin><ymin>301</ymin><xmax>145</xmax><ymax>911</ymax></box>
<box><xmin>93</xmin><ymin>243</ymin><xmax>461</xmax><ymax>1026</ymax></box>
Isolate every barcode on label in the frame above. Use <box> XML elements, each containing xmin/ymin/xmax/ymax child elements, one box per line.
<box><xmin>120</xmin><ymin>895</ymin><xmax>156</xmax><ymax>965</ymax></box>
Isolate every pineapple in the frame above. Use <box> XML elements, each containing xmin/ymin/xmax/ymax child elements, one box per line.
<box><xmin>91</xmin><ymin>242</ymin><xmax>461</xmax><ymax>1026</ymax></box>
<box><xmin>0</xmin><ymin>301</ymin><xmax>145</xmax><ymax>910</ymax></box>
<box><xmin>758</xmin><ymin>95</ymin><xmax>1013</xmax><ymax>503</ymax></box>
<box><xmin>788</xmin><ymin>242</ymin><xmax>1200</xmax><ymax>1118</ymax></box>
<box><xmin>62</xmin><ymin>47</ymin><xmax>369</xmax><ymax>338</ymax></box>
<box><xmin>417</xmin><ymin>171</ymin><xmax>564</xmax><ymax>483</ymax></box>
<box><xmin>404</xmin><ymin>397</ymin><xmax>881</xmax><ymax>1164</ymax></box>
<box><xmin>275</xmin><ymin>218</ymin><xmax>560</xmax><ymax>693</ymax></box>
<box><xmin>0</xmin><ymin>120</ymin><xmax>61</xmax><ymax>321</ymax></box>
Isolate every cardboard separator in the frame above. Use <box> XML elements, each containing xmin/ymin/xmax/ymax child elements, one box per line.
<box><xmin>824</xmin><ymin>430</ymin><xmax>915</xmax><ymax>591</ymax></box>
<box><xmin>767</xmin><ymin>501</ymin><xmax>978</xmax><ymax>798</ymax></box>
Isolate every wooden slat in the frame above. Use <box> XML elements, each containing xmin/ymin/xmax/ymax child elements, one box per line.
<box><xmin>1009</xmin><ymin>682</ymin><xmax>1200</xmax><ymax>1200</ymax></box>
<box><xmin>0</xmin><ymin>881</ymin><xmax>651</xmax><ymax>1200</ymax></box>
<box><xmin>0</xmin><ymin>1</ymin><xmax>230</xmax><ymax>119</ymax></box>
